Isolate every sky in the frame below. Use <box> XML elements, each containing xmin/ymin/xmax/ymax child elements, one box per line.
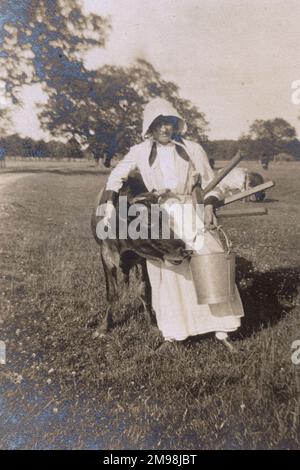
<box><xmin>9</xmin><ymin>0</ymin><xmax>300</xmax><ymax>140</ymax></box>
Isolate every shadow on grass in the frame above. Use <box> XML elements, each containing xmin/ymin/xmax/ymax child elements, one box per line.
<box><xmin>257</xmin><ymin>197</ymin><xmax>279</xmax><ymax>203</ymax></box>
<box><xmin>95</xmin><ymin>256</ymin><xmax>300</xmax><ymax>345</ymax></box>
<box><xmin>235</xmin><ymin>257</ymin><xmax>300</xmax><ymax>338</ymax></box>
<box><xmin>179</xmin><ymin>257</ymin><xmax>299</xmax><ymax>348</ymax></box>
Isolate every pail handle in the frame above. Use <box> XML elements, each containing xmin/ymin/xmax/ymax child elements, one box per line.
<box><xmin>216</xmin><ymin>225</ymin><xmax>233</xmax><ymax>255</ymax></box>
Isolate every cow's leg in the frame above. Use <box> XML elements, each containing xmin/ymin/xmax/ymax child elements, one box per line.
<box><xmin>92</xmin><ymin>304</ymin><xmax>113</xmax><ymax>339</ymax></box>
<box><xmin>93</xmin><ymin>245</ymin><xmax>120</xmax><ymax>338</ymax></box>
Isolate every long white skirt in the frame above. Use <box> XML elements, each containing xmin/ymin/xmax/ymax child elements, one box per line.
<box><xmin>146</xmin><ymin>229</ymin><xmax>244</xmax><ymax>341</ymax></box>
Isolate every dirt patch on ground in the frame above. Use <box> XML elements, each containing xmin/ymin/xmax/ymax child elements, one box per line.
<box><xmin>0</xmin><ymin>173</ymin><xmax>33</xmax><ymax>192</ymax></box>
<box><xmin>0</xmin><ymin>173</ymin><xmax>33</xmax><ymax>214</ymax></box>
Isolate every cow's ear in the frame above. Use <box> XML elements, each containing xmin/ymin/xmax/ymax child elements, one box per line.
<box><xmin>132</xmin><ymin>192</ymin><xmax>159</xmax><ymax>205</ymax></box>
<box><xmin>132</xmin><ymin>195</ymin><xmax>147</xmax><ymax>203</ymax></box>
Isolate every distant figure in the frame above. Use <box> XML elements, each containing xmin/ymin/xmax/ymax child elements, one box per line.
<box><xmin>103</xmin><ymin>154</ymin><xmax>111</xmax><ymax>168</ymax></box>
<box><xmin>260</xmin><ymin>152</ymin><xmax>269</xmax><ymax>170</ymax></box>
<box><xmin>247</xmin><ymin>172</ymin><xmax>265</xmax><ymax>201</ymax></box>
<box><xmin>94</xmin><ymin>154</ymin><xmax>100</xmax><ymax>165</ymax></box>
<box><xmin>209</xmin><ymin>157</ymin><xmax>215</xmax><ymax>170</ymax></box>
<box><xmin>0</xmin><ymin>146</ymin><xmax>6</xmax><ymax>168</ymax></box>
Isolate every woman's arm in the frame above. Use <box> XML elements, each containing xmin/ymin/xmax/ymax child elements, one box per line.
<box><xmin>103</xmin><ymin>147</ymin><xmax>138</xmax><ymax>202</ymax></box>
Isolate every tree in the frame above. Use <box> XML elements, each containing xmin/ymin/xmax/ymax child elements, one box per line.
<box><xmin>34</xmin><ymin>139</ymin><xmax>48</xmax><ymax>158</ymax></box>
<box><xmin>247</xmin><ymin>118</ymin><xmax>296</xmax><ymax>141</ymax></box>
<box><xmin>1</xmin><ymin>1</ymin><xmax>209</xmax><ymax>162</ymax></box>
<box><xmin>203</xmin><ymin>140</ymin><xmax>239</xmax><ymax>160</ymax></box>
<box><xmin>0</xmin><ymin>106</ymin><xmax>12</xmax><ymax>136</ymax></box>
<box><xmin>23</xmin><ymin>137</ymin><xmax>35</xmax><ymax>158</ymax></box>
<box><xmin>40</xmin><ymin>57</ymin><xmax>209</xmax><ymax>162</ymax></box>
<box><xmin>0</xmin><ymin>0</ymin><xmax>110</xmax><ymax>101</ymax></box>
<box><xmin>239</xmin><ymin>118</ymin><xmax>299</xmax><ymax>161</ymax></box>
<box><xmin>46</xmin><ymin>140</ymin><xmax>69</xmax><ymax>159</ymax></box>
<box><xmin>67</xmin><ymin>136</ymin><xmax>84</xmax><ymax>159</ymax></box>
<box><xmin>0</xmin><ymin>133</ymin><xmax>24</xmax><ymax>156</ymax></box>
<box><xmin>0</xmin><ymin>0</ymin><xmax>111</xmax><ymax>154</ymax></box>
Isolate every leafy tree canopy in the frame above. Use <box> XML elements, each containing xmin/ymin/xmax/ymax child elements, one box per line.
<box><xmin>245</xmin><ymin>118</ymin><xmax>296</xmax><ymax>141</ymax></box>
<box><xmin>0</xmin><ymin>0</ymin><xmax>208</xmax><ymax>160</ymax></box>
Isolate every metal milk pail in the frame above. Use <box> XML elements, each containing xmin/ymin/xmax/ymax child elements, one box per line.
<box><xmin>190</xmin><ymin>226</ymin><xmax>236</xmax><ymax>305</ymax></box>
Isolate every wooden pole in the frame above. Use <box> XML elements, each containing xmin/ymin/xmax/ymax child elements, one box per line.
<box><xmin>216</xmin><ymin>207</ymin><xmax>268</xmax><ymax>218</ymax></box>
<box><xmin>203</xmin><ymin>150</ymin><xmax>243</xmax><ymax>195</ymax></box>
<box><xmin>216</xmin><ymin>181</ymin><xmax>275</xmax><ymax>207</ymax></box>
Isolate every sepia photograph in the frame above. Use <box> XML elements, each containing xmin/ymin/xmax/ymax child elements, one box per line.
<box><xmin>0</xmin><ymin>0</ymin><xmax>300</xmax><ymax>453</ymax></box>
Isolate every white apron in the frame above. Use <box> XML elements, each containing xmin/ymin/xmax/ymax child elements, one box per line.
<box><xmin>145</xmin><ymin>143</ymin><xmax>244</xmax><ymax>341</ymax></box>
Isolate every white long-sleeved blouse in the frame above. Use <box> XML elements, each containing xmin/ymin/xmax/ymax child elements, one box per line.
<box><xmin>106</xmin><ymin>138</ymin><xmax>222</xmax><ymax>200</ymax></box>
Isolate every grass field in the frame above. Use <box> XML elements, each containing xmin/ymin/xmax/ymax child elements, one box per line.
<box><xmin>0</xmin><ymin>160</ymin><xmax>300</xmax><ymax>449</ymax></box>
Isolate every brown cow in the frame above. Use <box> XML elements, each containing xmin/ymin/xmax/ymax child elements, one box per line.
<box><xmin>91</xmin><ymin>171</ymin><xmax>191</xmax><ymax>337</ymax></box>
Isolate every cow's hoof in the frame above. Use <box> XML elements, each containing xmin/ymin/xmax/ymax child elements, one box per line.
<box><xmin>92</xmin><ymin>330</ymin><xmax>100</xmax><ymax>339</ymax></box>
<box><xmin>92</xmin><ymin>329</ymin><xmax>107</xmax><ymax>339</ymax></box>
<box><xmin>154</xmin><ymin>340</ymin><xmax>176</xmax><ymax>353</ymax></box>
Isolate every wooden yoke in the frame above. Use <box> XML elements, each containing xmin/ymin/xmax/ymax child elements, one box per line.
<box><xmin>191</xmin><ymin>150</ymin><xmax>243</xmax><ymax>210</ymax></box>
<box><xmin>217</xmin><ymin>207</ymin><xmax>268</xmax><ymax>218</ymax></box>
<box><xmin>203</xmin><ymin>150</ymin><xmax>243</xmax><ymax>196</ymax></box>
<box><xmin>191</xmin><ymin>150</ymin><xmax>243</xmax><ymax>209</ymax></box>
<box><xmin>191</xmin><ymin>150</ymin><xmax>274</xmax><ymax>219</ymax></box>
<box><xmin>216</xmin><ymin>181</ymin><xmax>275</xmax><ymax>207</ymax></box>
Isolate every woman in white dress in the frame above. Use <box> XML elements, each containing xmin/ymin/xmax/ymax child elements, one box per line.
<box><xmin>103</xmin><ymin>98</ymin><xmax>244</xmax><ymax>350</ymax></box>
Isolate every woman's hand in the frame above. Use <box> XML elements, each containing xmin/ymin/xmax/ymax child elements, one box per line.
<box><xmin>102</xmin><ymin>201</ymin><xmax>115</xmax><ymax>229</ymax></box>
<box><xmin>204</xmin><ymin>204</ymin><xmax>217</xmax><ymax>231</ymax></box>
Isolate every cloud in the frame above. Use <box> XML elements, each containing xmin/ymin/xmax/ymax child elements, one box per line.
<box><xmin>10</xmin><ymin>84</ymin><xmax>50</xmax><ymax>140</ymax></box>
